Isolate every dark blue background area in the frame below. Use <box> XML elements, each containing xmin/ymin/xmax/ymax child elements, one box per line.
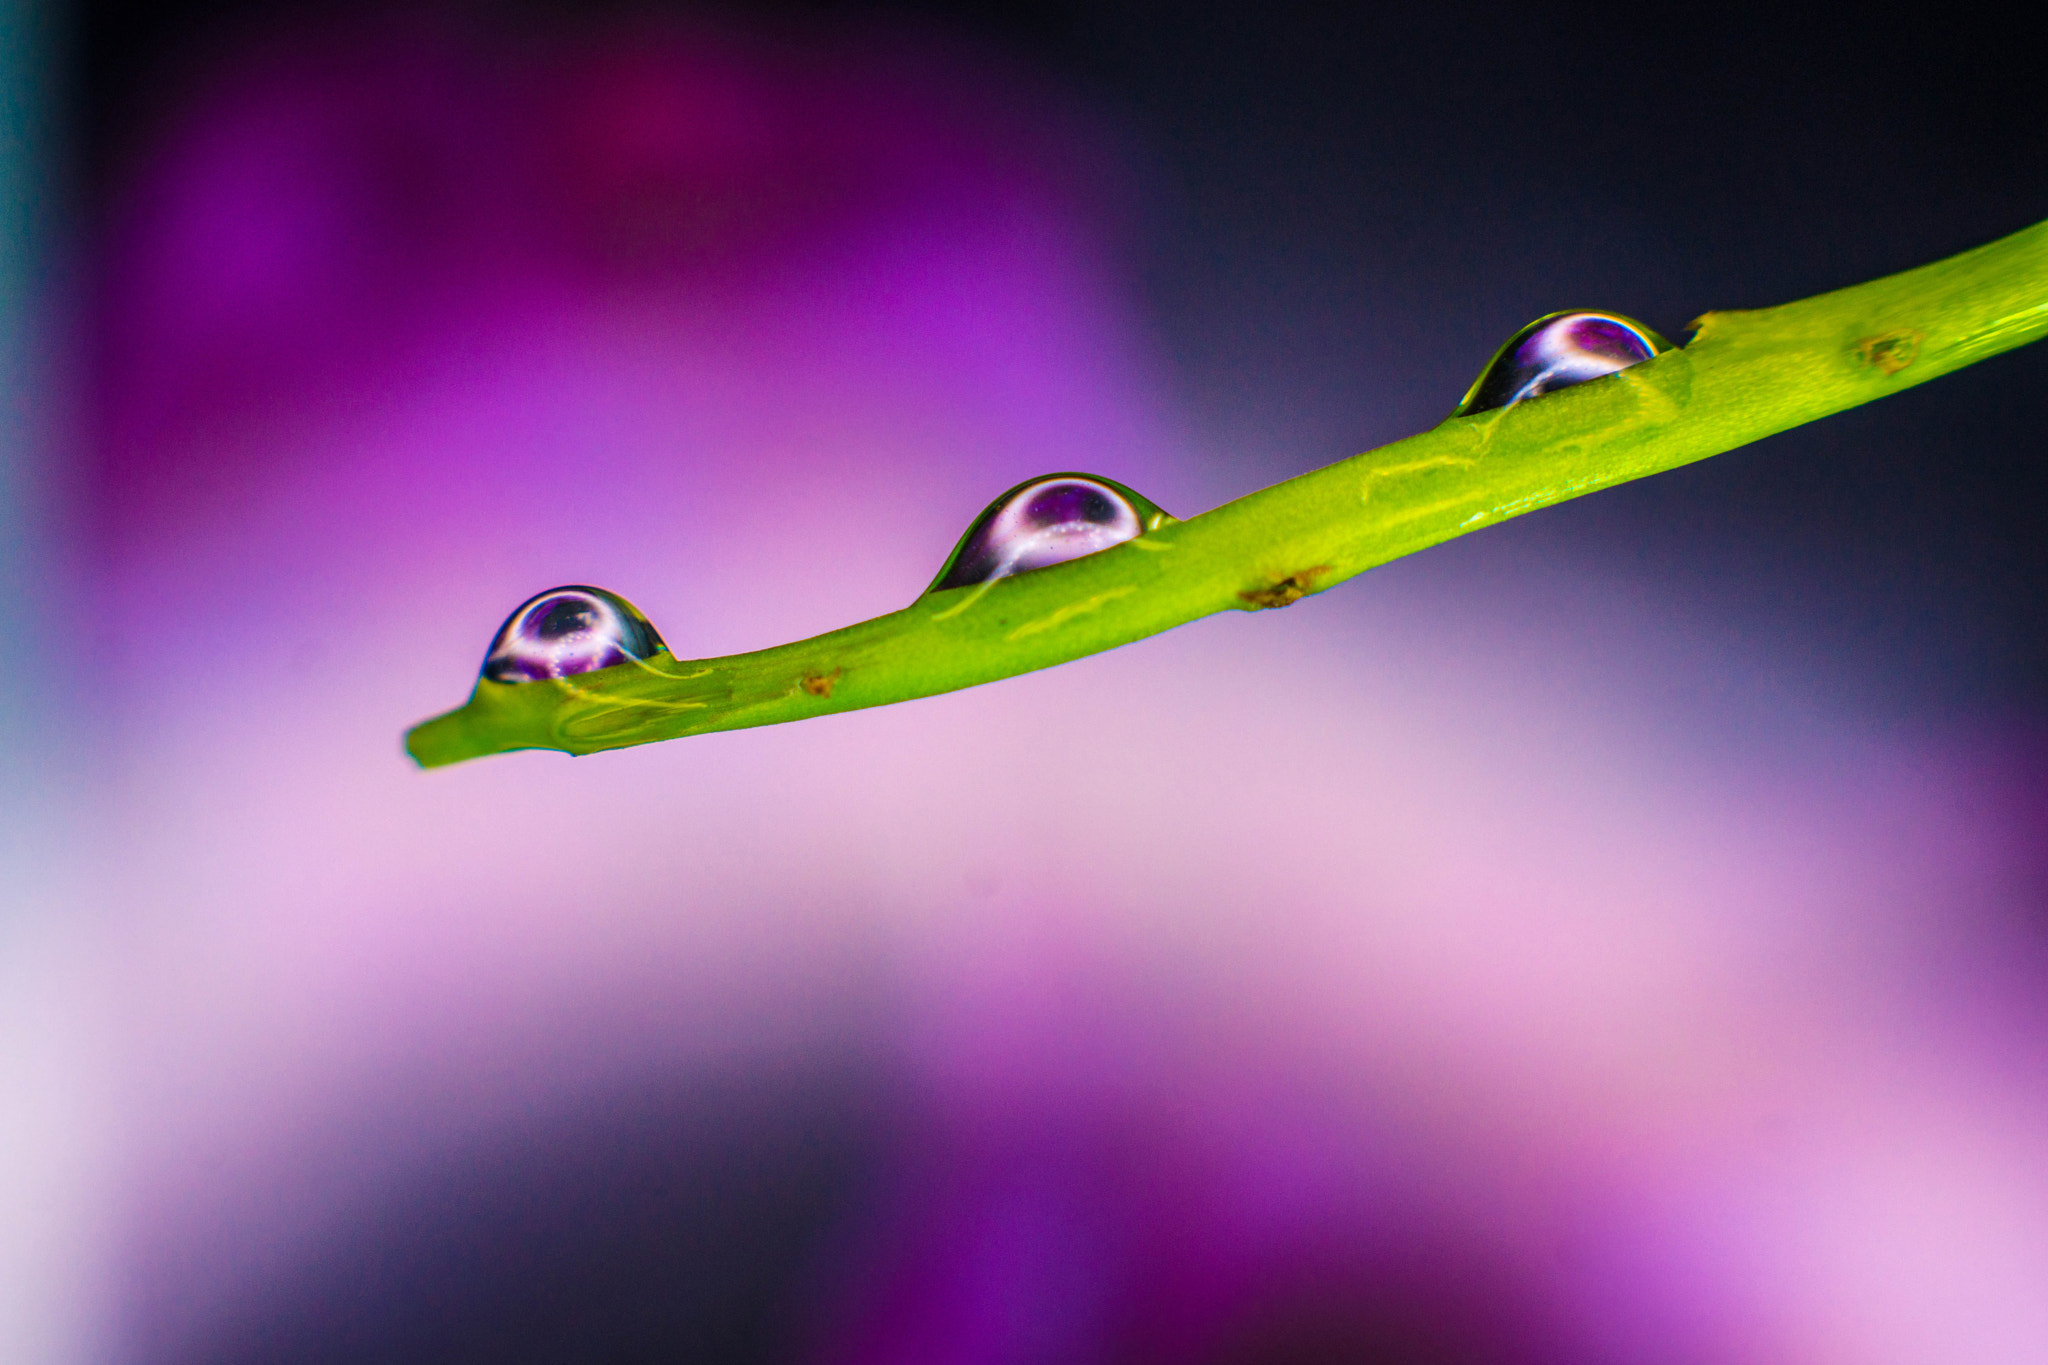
<box><xmin>73</xmin><ymin>3</ymin><xmax>2048</xmax><ymax>1362</ymax></box>
<box><xmin>1025</xmin><ymin>2</ymin><xmax>2048</xmax><ymax>721</ymax></box>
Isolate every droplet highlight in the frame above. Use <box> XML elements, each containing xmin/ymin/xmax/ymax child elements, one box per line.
<box><xmin>481</xmin><ymin>586</ymin><xmax>666</xmax><ymax>683</ymax></box>
<box><xmin>930</xmin><ymin>474</ymin><xmax>1168</xmax><ymax>592</ymax></box>
<box><xmin>1453</xmin><ymin>310</ymin><xmax>1670</xmax><ymax>416</ymax></box>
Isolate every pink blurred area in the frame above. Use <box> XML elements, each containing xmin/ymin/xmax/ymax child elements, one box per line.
<box><xmin>64</xmin><ymin>9</ymin><xmax>2048</xmax><ymax>1365</ymax></box>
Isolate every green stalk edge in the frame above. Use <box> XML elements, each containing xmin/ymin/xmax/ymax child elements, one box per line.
<box><xmin>407</xmin><ymin>217</ymin><xmax>2048</xmax><ymax>767</ymax></box>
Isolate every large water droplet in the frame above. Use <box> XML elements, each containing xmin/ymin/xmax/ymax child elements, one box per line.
<box><xmin>930</xmin><ymin>474</ymin><xmax>1168</xmax><ymax>592</ymax></box>
<box><xmin>481</xmin><ymin>586</ymin><xmax>666</xmax><ymax>683</ymax></box>
<box><xmin>1453</xmin><ymin>310</ymin><xmax>1670</xmax><ymax>416</ymax></box>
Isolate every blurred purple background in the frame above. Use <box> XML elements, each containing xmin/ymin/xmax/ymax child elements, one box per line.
<box><xmin>5</xmin><ymin>3</ymin><xmax>2048</xmax><ymax>1363</ymax></box>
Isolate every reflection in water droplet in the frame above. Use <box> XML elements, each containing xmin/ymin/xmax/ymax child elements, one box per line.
<box><xmin>931</xmin><ymin>474</ymin><xmax>1166</xmax><ymax>592</ymax></box>
<box><xmin>1453</xmin><ymin>310</ymin><xmax>1670</xmax><ymax>416</ymax></box>
<box><xmin>481</xmin><ymin>586</ymin><xmax>665</xmax><ymax>683</ymax></box>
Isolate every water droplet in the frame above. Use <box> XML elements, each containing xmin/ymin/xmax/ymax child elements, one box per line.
<box><xmin>930</xmin><ymin>474</ymin><xmax>1169</xmax><ymax>592</ymax></box>
<box><xmin>1453</xmin><ymin>311</ymin><xmax>1670</xmax><ymax>416</ymax></box>
<box><xmin>481</xmin><ymin>586</ymin><xmax>666</xmax><ymax>683</ymax></box>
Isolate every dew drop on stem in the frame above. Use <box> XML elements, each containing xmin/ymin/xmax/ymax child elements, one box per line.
<box><xmin>930</xmin><ymin>474</ymin><xmax>1169</xmax><ymax>592</ymax></box>
<box><xmin>1453</xmin><ymin>310</ymin><xmax>1670</xmax><ymax>416</ymax></box>
<box><xmin>481</xmin><ymin>586</ymin><xmax>666</xmax><ymax>683</ymax></box>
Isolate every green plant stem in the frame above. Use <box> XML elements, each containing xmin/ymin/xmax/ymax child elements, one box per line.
<box><xmin>407</xmin><ymin>217</ymin><xmax>2048</xmax><ymax>767</ymax></box>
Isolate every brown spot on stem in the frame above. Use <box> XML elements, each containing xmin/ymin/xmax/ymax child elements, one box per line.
<box><xmin>1858</xmin><ymin>330</ymin><xmax>1922</xmax><ymax>376</ymax></box>
<box><xmin>1239</xmin><ymin>566</ymin><xmax>1332</xmax><ymax>610</ymax></box>
<box><xmin>800</xmin><ymin>669</ymin><xmax>841</xmax><ymax>698</ymax></box>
